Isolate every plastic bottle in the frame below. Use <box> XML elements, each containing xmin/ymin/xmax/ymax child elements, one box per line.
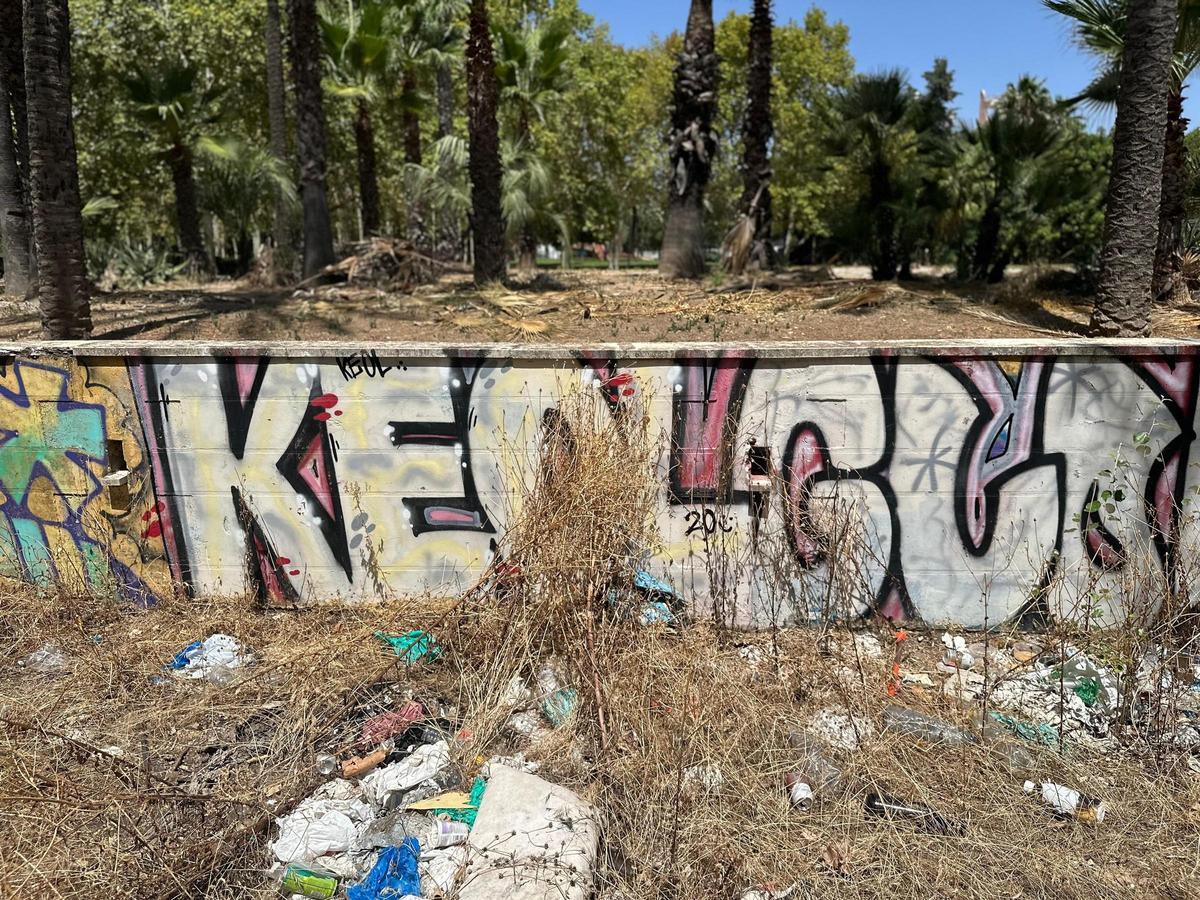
<box><xmin>268</xmin><ymin>862</ymin><xmax>339</xmax><ymax>899</ymax></box>
<box><xmin>785</xmin><ymin>731</ymin><xmax>844</xmax><ymax>809</ymax></box>
<box><xmin>865</xmin><ymin>791</ymin><xmax>962</xmax><ymax>835</ymax></box>
<box><xmin>882</xmin><ymin>705</ymin><xmax>975</xmax><ymax>746</ymax></box>
<box><xmin>1024</xmin><ymin>780</ymin><xmax>1106</xmax><ymax>823</ymax></box>
<box><xmin>314</xmin><ymin>752</ymin><xmax>339</xmax><ymax>777</ymax></box>
<box><xmin>536</xmin><ymin>662</ymin><xmax>577</xmax><ymax>727</ymax></box>
<box><xmin>427</xmin><ymin>819</ymin><xmax>470</xmax><ymax>848</ymax></box>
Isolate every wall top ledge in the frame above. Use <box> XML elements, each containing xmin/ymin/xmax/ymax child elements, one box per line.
<box><xmin>2</xmin><ymin>338</ymin><xmax>1197</xmax><ymax>360</ymax></box>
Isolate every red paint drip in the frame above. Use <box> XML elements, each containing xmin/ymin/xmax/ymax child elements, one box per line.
<box><xmin>142</xmin><ymin>510</ymin><xmax>152</xmax><ymax>522</ymax></box>
<box><xmin>289</xmin><ymin>568</ymin><xmax>301</xmax><ymax>576</ymax></box>
<box><xmin>311</xmin><ymin>393</ymin><xmax>339</xmax><ymax>409</ymax></box>
<box><xmin>603</xmin><ymin>372</ymin><xmax>633</xmax><ymax>387</ymax></box>
<box><xmin>334</xmin><ymin>409</ymin><xmax>343</xmax><ymax>416</ymax></box>
<box><xmin>142</xmin><ymin>520</ymin><xmax>163</xmax><ymax>539</ymax></box>
<box><xmin>276</xmin><ymin>555</ymin><xmax>291</xmax><ymax>565</ymax></box>
<box><xmin>621</xmin><ymin>387</ymin><xmax>635</xmax><ymax>397</ymax></box>
<box><xmin>314</xmin><ymin>411</ymin><xmax>331</xmax><ymax>422</ymax></box>
<box><xmin>153</xmin><ymin>500</ymin><xmax>166</xmax><ymax>513</ymax></box>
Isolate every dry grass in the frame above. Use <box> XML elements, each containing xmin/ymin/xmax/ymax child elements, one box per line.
<box><xmin>3</xmin><ymin>389</ymin><xmax>1200</xmax><ymax>899</ymax></box>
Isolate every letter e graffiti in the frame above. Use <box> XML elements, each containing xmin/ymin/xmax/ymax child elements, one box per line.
<box><xmin>389</xmin><ymin>359</ymin><xmax>496</xmax><ymax>536</ymax></box>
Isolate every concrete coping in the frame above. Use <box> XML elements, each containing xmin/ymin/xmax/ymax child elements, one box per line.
<box><xmin>2</xmin><ymin>338</ymin><xmax>1198</xmax><ymax>360</ymax></box>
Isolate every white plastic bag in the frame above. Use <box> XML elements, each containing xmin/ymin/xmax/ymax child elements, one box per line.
<box><xmin>270</xmin><ymin>779</ymin><xmax>374</xmax><ymax>863</ymax></box>
<box><xmin>360</xmin><ymin>741</ymin><xmax>450</xmax><ymax>806</ymax></box>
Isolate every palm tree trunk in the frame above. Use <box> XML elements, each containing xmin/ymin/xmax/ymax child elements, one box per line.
<box><xmin>403</xmin><ymin>70</ymin><xmax>423</xmax><ymax>165</ymax></box>
<box><xmin>0</xmin><ymin>77</ymin><xmax>33</xmax><ymax>297</ymax></box>
<box><xmin>436</xmin><ymin>62</ymin><xmax>454</xmax><ymax>139</ymax></box>
<box><xmin>516</xmin><ymin>107</ymin><xmax>537</xmax><ymax>277</ymax></box>
<box><xmin>1153</xmin><ymin>88</ymin><xmax>1189</xmax><ymax>305</ymax></box>
<box><xmin>466</xmin><ymin>0</ymin><xmax>505</xmax><ymax>285</ymax></box>
<box><xmin>167</xmin><ymin>141</ymin><xmax>208</xmax><ymax>274</ymax></box>
<box><xmin>265</xmin><ymin>0</ymin><xmax>297</xmax><ymax>279</ymax></box>
<box><xmin>23</xmin><ymin>0</ymin><xmax>91</xmax><ymax>338</ymax></box>
<box><xmin>0</xmin><ymin>0</ymin><xmax>34</xmax><ymax>294</ymax></box>
<box><xmin>354</xmin><ymin>98</ymin><xmax>380</xmax><ymax>237</ymax></box>
<box><xmin>1090</xmin><ymin>0</ymin><xmax>1177</xmax><ymax>337</ymax></box>
<box><xmin>971</xmin><ymin>192</ymin><xmax>1002</xmax><ymax>282</ymax></box>
<box><xmin>869</xmin><ymin>162</ymin><xmax>896</xmax><ymax>281</ymax></box>
<box><xmin>738</xmin><ymin>0</ymin><xmax>773</xmax><ymax>270</ymax></box>
<box><xmin>660</xmin><ymin>0</ymin><xmax>717</xmax><ymax>279</ymax></box>
<box><xmin>288</xmin><ymin>0</ymin><xmax>336</xmax><ymax>277</ymax></box>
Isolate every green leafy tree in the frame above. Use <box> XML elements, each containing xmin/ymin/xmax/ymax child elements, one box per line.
<box><xmin>897</xmin><ymin>58</ymin><xmax>958</xmax><ymax>276</ymax></box>
<box><xmin>543</xmin><ymin>34</ymin><xmax>672</xmax><ymax>265</ymax></box>
<box><xmin>495</xmin><ymin>17</ymin><xmax>570</xmax><ymax>272</ymax></box>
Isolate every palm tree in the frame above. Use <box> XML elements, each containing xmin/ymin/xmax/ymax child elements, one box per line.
<box><xmin>967</xmin><ymin>78</ymin><xmax>1064</xmax><ymax>282</ymax></box>
<box><xmin>1090</xmin><ymin>0</ymin><xmax>1178</xmax><ymax>335</ymax></box>
<box><xmin>23</xmin><ymin>0</ymin><xmax>92</xmax><ymax>338</ymax></box>
<box><xmin>266</xmin><ymin>0</ymin><xmax>297</xmax><ymax>278</ymax></box>
<box><xmin>319</xmin><ymin>0</ymin><xmax>390</xmax><ymax>236</ymax></box>
<box><xmin>465</xmin><ymin>0</ymin><xmax>505</xmax><ymax>284</ymax></box>
<box><xmin>660</xmin><ymin>0</ymin><xmax>718</xmax><ymax>278</ymax></box>
<box><xmin>198</xmin><ymin>138</ymin><xmax>298</xmax><ymax>273</ymax></box>
<box><xmin>422</xmin><ymin>0</ymin><xmax>467</xmax><ymax>140</ymax></box>
<box><xmin>0</xmin><ymin>1</ymin><xmax>33</xmax><ymax>297</ymax></box>
<box><xmin>501</xmin><ymin>134</ymin><xmax>567</xmax><ymax>269</ymax></box>
<box><xmin>122</xmin><ymin>60</ymin><xmax>219</xmax><ymax>274</ymax></box>
<box><xmin>289</xmin><ymin>0</ymin><xmax>336</xmax><ymax>277</ymax></box>
<box><xmin>1046</xmin><ymin>0</ymin><xmax>1200</xmax><ymax>304</ymax></box>
<box><xmin>727</xmin><ymin>0</ymin><xmax>774</xmax><ymax>275</ymax></box>
<box><xmin>496</xmin><ymin>18</ymin><xmax>571</xmax><ymax>274</ymax></box>
<box><xmin>826</xmin><ymin>71</ymin><xmax>914</xmax><ymax>281</ymax></box>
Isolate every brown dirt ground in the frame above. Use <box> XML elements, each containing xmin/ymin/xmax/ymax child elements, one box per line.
<box><xmin>6</xmin><ymin>266</ymin><xmax>1200</xmax><ymax>343</ymax></box>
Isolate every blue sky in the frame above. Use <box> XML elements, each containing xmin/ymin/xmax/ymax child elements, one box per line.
<box><xmin>576</xmin><ymin>0</ymin><xmax>1158</xmax><ymax>127</ymax></box>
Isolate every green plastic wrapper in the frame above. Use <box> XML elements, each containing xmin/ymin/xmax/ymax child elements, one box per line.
<box><xmin>1073</xmin><ymin>677</ymin><xmax>1099</xmax><ymax>707</ymax></box>
<box><xmin>281</xmin><ymin>864</ymin><xmax>338</xmax><ymax>899</ymax></box>
<box><xmin>374</xmin><ymin>629</ymin><xmax>441</xmax><ymax>664</ymax></box>
<box><xmin>434</xmin><ymin>775</ymin><xmax>487</xmax><ymax>827</ymax></box>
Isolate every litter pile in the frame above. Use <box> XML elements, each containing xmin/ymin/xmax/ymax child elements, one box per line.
<box><xmin>321</xmin><ymin>238</ymin><xmax>447</xmax><ymax>291</ymax></box>
<box><xmin>267</xmin><ymin>642</ymin><xmax>597</xmax><ymax>900</ymax></box>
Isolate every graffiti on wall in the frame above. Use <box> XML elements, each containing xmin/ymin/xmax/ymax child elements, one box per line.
<box><xmin>2</xmin><ymin>346</ymin><xmax>1198</xmax><ymax>627</ymax></box>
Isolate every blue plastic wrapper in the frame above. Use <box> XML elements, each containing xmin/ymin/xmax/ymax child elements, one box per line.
<box><xmin>165</xmin><ymin>640</ymin><xmax>203</xmax><ymax>670</ymax></box>
<box><xmin>347</xmin><ymin>838</ymin><xmax>421</xmax><ymax>900</ymax></box>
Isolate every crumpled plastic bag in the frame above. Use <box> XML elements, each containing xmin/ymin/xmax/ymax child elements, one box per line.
<box><xmin>347</xmin><ymin>838</ymin><xmax>421</xmax><ymax>900</ymax></box>
<box><xmin>167</xmin><ymin>634</ymin><xmax>253</xmax><ymax>681</ymax></box>
<box><xmin>270</xmin><ymin>779</ymin><xmax>374</xmax><ymax>863</ymax></box>
<box><xmin>21</xmin><ymin>643</ymin><xmax>69</xmax><ymax>675</ymax></box>
<box><xmin>421</xmin><ymin>845</ymin><xmax>467</xmax><ymax>896</ymax></box>
<box><xmin>360</xmin><ymin>741</ymin><xmax>450</xmax><ymax>806</ymax></box>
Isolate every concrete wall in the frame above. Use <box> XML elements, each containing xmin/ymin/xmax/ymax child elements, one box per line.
<box><xmin>3</xmin><ymin>340</ymin><xmax>1197</xmax><ymax>627</ymax></box>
